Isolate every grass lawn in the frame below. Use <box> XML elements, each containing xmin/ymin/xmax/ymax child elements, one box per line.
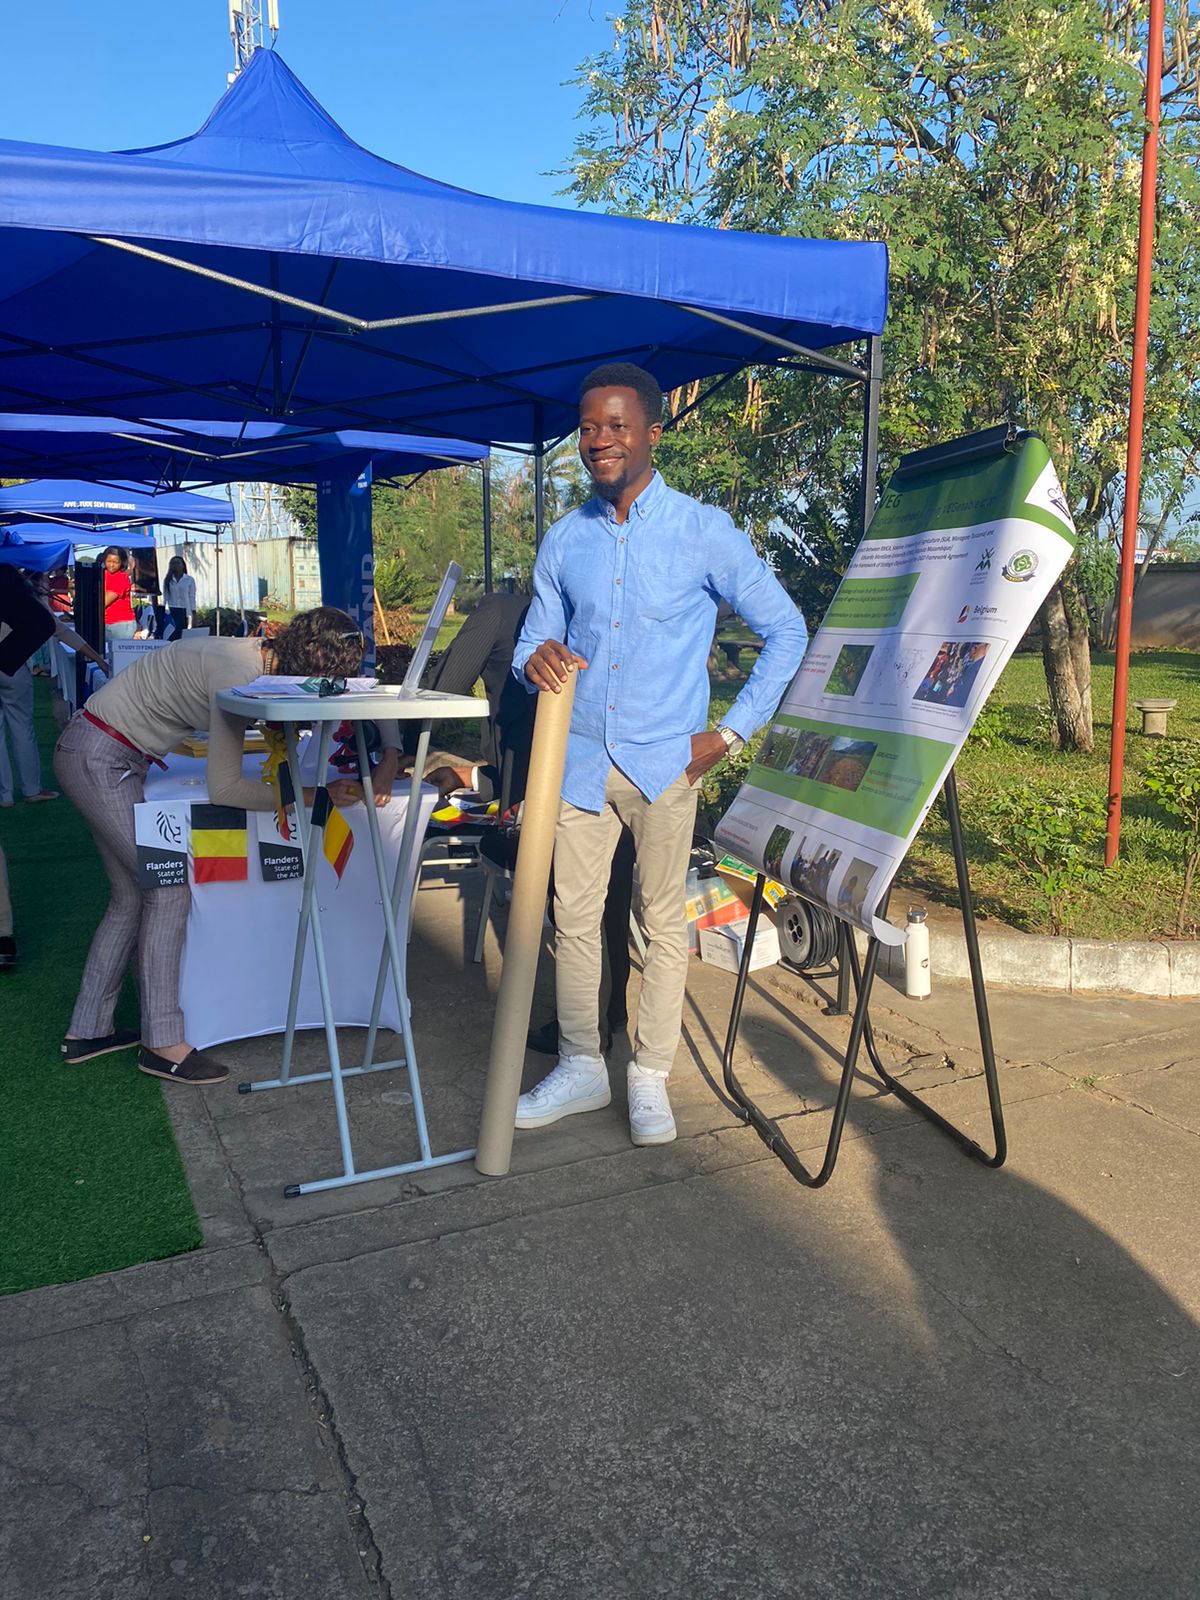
<box><xmin>707</xmin><ymin>647</ymin><xmax>1200</xmax><ymax>941</ymax></box>
<box><xmin>902</xmin><ymin>650</ymin><xmax>1200</xmax><ymax>939</ymax></box>
<box><xmin>0</xmin><ymin>684</ymin><xmax>202</xmax><ymax>1296</ymax></box>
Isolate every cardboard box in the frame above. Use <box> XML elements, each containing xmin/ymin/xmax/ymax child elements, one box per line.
<box><xmin>698</xmin><ymin>918</ymin><xmax>781</xmax><ymax>973</ymax></box>
<box><xmin>716</xmin><ymin>854</ymin><xmax>788</xmax><ymax>913</ymax></box>
<box><xmin>684</xmin><ymin>873</ymin><xmax>743</xmax><ymax>952</ymax></box>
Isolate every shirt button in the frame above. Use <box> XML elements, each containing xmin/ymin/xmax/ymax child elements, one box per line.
<box><xmin>613</xmin><ymin>622</ymin><xmax>619</xmax><ymax>629</ymax></box>
<box><xmin>615</xmin><ymin>579</ymin><xmax>621</xmax><ymax>586</ymax></box>
<box><xmin>619</xmin><ymin>537</ymin><xmax>625</xmax><ymax>544</ymax></box>
<box><xmin>611</xmin><ymin>663</ymin><xmax>618</xmax><ymax>671</ymax></box>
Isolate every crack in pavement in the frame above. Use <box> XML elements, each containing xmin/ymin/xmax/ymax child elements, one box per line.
<box><xmin>190</xmin><ymin>1092</ymin><xmax>393</xmax><ymax>1599</ymax></box>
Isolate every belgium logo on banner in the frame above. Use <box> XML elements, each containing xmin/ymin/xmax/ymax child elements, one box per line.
<box><xmin>190</xmin><ymin>804</ymin><xmax>249</xmax><ymax>884</ymax></box>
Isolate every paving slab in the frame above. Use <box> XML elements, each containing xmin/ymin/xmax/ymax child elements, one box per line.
<box><xmin>0</xmin><ymin>1278</ymin><xmax>373</xmax><ymax>1600</ymax></box>
<box><xmin>11</xmin><ymin>871</ymin><xmax>1200</xmax><ymax>1600</ymax></box>
<box><xmin>285</xmin><ymin>1091</ymin><xmax>1200</xmax><ymax>1599</ymax></box>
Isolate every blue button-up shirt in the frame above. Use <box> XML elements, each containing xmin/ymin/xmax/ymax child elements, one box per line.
<box><xmin>512</xmin><ymin>471</ymin><xmax>808</xmax><ymax>812</ymax></box>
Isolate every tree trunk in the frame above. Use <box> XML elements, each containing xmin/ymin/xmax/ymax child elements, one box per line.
<box><xmin>1039</xmin><ymin>573</ymin><xmax>1094</xmax><ymax>752</ymax></box>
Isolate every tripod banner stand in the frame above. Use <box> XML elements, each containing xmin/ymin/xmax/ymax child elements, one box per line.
<box><xmin>714</xmin><ymin>427</ymin><xmax>1077</xmax><ymax>1185</ymax></box>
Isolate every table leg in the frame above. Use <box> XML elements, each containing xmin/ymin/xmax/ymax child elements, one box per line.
<box><xmin>361</xmin><ymin>721</ymin><xmax>429</xmax><ymax>1075</ymax></box>
<box><xmin>245</xmin><ymin>723</ymin><xmax>356</xmax><ymax>1182</ymax></box>
<box><xmin>277</xmin><ymin>723</ymin><xmax>313</xmax><ymax>1085</ymax></box>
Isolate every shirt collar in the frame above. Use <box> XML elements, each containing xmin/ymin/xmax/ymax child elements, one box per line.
<box><xmin>596</xmin><ymin>469</ymin><xmax>667</xmax><ymax>530</ymax></box>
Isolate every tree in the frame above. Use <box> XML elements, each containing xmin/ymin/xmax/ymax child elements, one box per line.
<box><xmin>566</xmin><ymin>0</ymin><xmax>1200</xmax><ymax>752</ymax></box>
<box><xmin>281</xmin><ymin>460</ymin><xmax>541</xmax><ymax>594</ymax></box>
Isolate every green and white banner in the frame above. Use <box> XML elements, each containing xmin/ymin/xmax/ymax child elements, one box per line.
<box><xmin>715</xmin><ymin>434</ymin><xmax>1077</xmax><ymax>946</ymax></box>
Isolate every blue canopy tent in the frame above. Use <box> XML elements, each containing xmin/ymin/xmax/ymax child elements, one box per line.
<box><xmin>0</xmin><ymin>528</ymin><xmax>74</xmax><ymax>572</ymax></box>
<box><xmin>0</xmin><ymin>415</ymin><xmax>488</xmax><ymax>489</ymax></box>
<box><xmin>0</xmin><ymin>479</ymin><xmax>234</xmax><ymax>529</ymax></box>
<box><xmin>0</xmin><ymin>521</ymin><xmax>164</xmax><ymax>551</ymax></box>
<box><xmin>0</xmin><ymin>49</ymin><xmax>887</xmax><ymax>517</ymax></box>
<box><xmin>0</xmin><ymin>418</ymin><xmax>496</xmax><ymax>593</ymax></box>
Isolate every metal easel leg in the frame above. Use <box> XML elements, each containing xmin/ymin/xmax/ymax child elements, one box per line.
<box><xmin>854</xmin><ymin>773</ymin><xmax>1007</xmax><ymax>1167</ymax></box>
<box><xmin>719</xmin><ymin>875</ymin><xmax>886</xmax><ymax>1187</ymax></box>
<box><xmin>718</xmin><ymin>779</ymin><xmax>1007</xmax><ymax>1188</ymax></box>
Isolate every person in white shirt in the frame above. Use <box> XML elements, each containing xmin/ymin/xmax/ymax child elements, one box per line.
<box><xmin>162</xmin><ymin>556</ymin><xmax>197</xmax><ymax>635</ymax></box>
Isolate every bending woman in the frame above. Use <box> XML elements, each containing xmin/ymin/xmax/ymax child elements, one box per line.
<box><xmin>54</xmin><ymin>607</ymin><xmax>366</xmax><ymax>1086</ymax></box>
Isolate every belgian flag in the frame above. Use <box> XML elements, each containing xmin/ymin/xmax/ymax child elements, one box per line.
<box><xmin>311</xmin><ymin>787</ymin><xmax>353</xmax><ymax>885</ymax></box>
<box><xmin>190</xmin><ymin>804</ymin><xmax>249</xmax><ymax>884</ymax></box>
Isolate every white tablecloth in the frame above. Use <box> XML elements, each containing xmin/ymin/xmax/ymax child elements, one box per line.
<box><xmin>144</xmin><ymin>754</ymin><xmax>437</xmax><ymax>1050</ymax></box>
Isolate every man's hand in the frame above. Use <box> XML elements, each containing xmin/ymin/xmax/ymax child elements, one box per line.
<box><xmin>326</xmin><ymin>777</ymin><xmax>365</xmax><ymax>807</ymax></box>
<box><xmin>685</xmin><ymin>730</ymin><xmax>728</xmax><ymax>787</ymax></box>
<box><xmin>524</xmin><ymin>640</ymin><xmax>588</xmax><ymax>693</ymax></box>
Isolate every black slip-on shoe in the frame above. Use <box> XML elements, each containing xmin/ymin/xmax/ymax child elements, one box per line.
<box><xmin>137</xmin><ymin>1047</ymin><xmax>229</xmax><ymax>1086</ymax></box>
<box><xmin>0</xmin><ymin>936</ymin><xmax>15</xmax><ymax>972</ymax></box>
<box><xmin>62</xmin><ymin>1029</ymin><xmax>141</xmax><ymax>1064</ymax></box>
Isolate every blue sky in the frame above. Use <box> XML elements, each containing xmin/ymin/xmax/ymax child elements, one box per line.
<box><xmin>0</xmin><ymin>0</ymin><xmax>614</xmax><ymax>204</ymax></box>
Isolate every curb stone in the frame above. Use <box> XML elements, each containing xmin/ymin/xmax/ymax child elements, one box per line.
<box><xmin>852</xmin><ymin>923</ymin><xmax>1199</xmax><ymax>998</ymax></box>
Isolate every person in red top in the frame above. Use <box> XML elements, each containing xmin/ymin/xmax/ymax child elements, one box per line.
<box><xmin>101</xmin><ymin>547</ymin><xmax>136</xmax><ymax>643</ymax></box>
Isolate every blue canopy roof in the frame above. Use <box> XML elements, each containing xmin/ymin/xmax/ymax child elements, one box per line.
<box><xmin>0</xmin><ymin>50</ymin><xmax>887</xmax><ymax>448</ymax></box>
<box><xmin>0</xmin><ymin>529</ymin><xmax>74</xmax><ymax>572</ymax></box>
<box><xmin>0</xmin><ymin>415</ymin><xmax>488</xmax><ymax>488</ymax></box>
<box><xmin>0</xmin><ymin>479</ymin><xmax>234</xmax><ymax>528</ymax></box>
<box><xmin>1</xmin><ymin>521</ymin><xmax>167</xmax><ymax>550</ymax></box>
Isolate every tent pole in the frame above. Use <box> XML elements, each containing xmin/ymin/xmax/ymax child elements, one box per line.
<box><xmin>857</xmin><ymin>334</ymin><xmax>883</xmax><ymax>533</ymax></box>
<box><xmin>482</xmin><ymin>458</ymin><xmax>494</xmax><ymax>594</ymax></box>
<box><xmin>534</xmin><ymin>408</ymin><xmax>545</xmax><ymax>553</ymax></box>
<box><xmin>537</xmin><ymin>432</ymin><xmax>547</xmax><ymax>556</ymax></box>
<box><xmin>215</xmin><ymin>528</ymin><xmax>222</xmax><ymax>635</ymax></box>
<box><xmin>829</xmin><ymin>333</ymin><xmax>883</xmax><ymax>1018</ymax></box>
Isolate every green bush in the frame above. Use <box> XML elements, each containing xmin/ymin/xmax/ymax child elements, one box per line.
<box><xmin>984</xmin><ymin>784</ymin><xmax>1107</xmax><ymax>935</ymax></box>
<box><xmin>1144</xmin><ymin>741</ymin><xmax>1200</xmax><ymax>936</ymax></box>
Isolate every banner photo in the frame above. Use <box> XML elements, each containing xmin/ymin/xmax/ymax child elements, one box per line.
<box><xmin>316</xmin><ymin>462</ymin><xmax>375</xmax><ymax>670</ymax></box>
<box><xmin>257</xmin><ymin>809</ymin><xmax>304</xmax><ymax>883</ymax></box>
<box><xmin>134</xmin><ymin>802</ymin><xmax>189</xmax><ymax>889</ymax></box>
<box><xmin>715</xmin><ymin>434</ymin><xmax>1077</xmax><ymax>946</ymax></box>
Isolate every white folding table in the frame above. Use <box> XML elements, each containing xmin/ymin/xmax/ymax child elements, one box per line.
<box><xmin>215</xmin><ymin>685</ymin><xmax>488</xmax><ymax>1197</ymax></box>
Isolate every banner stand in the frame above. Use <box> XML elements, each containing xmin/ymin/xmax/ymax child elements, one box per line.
<box><xmin>718</xmin><ymin>767</ymin><xmax>1006</xmax><ymax>1189</ymax></box>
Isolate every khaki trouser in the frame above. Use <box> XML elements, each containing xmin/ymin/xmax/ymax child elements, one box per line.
<box><xmin>553</xmin><ymin>767</ymin><xmax>698</xmax><ymax>1073</ymax></box>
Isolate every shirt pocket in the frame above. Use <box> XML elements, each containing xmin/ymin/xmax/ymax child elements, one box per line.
<box><xmin>635</xmin><ymin>546</ymin><xmax>697</xmax><ymax>621</ymax></box>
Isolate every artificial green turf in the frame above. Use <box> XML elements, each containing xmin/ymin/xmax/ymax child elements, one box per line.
<box><xmin>0</xmin><ymin>682</ymin><xmax>202</xmax><ymax>1296</ymax></box>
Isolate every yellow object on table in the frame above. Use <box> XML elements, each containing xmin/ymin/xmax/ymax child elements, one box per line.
<box><xmin>172</xmin><ymin>730</ymin><xmax>268</xmax><ymax>759</ymax></box>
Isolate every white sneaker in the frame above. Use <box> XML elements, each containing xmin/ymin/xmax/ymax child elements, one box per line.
<box><xmin>627</xmin><ymin>1063</ymin><xmax>676</xmax><ymax>1147</ymax></box>
<box><xmin>515</xmin><ymin>1056</ymin><xmax>611</xmax><ymax>1130</ymax></box>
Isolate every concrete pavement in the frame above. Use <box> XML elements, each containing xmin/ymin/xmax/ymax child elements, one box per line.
<box><xmin>3</xmin><ymin>872</ymin><xmax>1198</xmax><ymax>1598</ymax></box>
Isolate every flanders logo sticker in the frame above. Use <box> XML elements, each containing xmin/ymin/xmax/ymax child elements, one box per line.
<box><xmin>1002</xmin><ymin>549</ymin><xmax>1038</xmax><ymax>583</ymax></box>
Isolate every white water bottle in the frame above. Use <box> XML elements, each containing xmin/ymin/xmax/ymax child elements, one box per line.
<box><xmin>904</xmin><ymin>908</ymin><xmax>931</xmax><ymax>1000</ymax></box>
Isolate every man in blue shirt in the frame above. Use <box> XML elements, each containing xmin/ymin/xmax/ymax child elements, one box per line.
<box><xmin>512</xmin><ymin>363</ymin><xmax>807</xmax><ymax>1146</ymax></box>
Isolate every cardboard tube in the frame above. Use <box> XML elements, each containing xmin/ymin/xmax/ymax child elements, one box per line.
<box><xmin>475</xmin><ymin>672</ymin><xmax>576</xmax><ymax>1175</ymax></box>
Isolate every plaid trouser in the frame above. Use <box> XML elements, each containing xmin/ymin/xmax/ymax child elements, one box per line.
<box><xmin>54</xmin><ymin>715</ymin><xmax>190</xmax><ymax>1048</ymax></box>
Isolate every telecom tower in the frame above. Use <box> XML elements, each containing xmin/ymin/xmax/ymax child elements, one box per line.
<box><xmin>224</xmin><ymin>1</ymin><xmax>298</xmax><ymax>611</ymax></box>
<box><xmin>228</xmin><ymin>0</ymin><xmax>279</xmax><ymax>80</ymax></box>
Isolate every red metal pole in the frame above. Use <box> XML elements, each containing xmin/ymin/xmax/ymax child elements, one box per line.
<box><xmin>1106</xmin><ymin>0</ymin><xmax>1165</xmax><ymax>868</ymax></box>
<box><xmin>1113</xmin><ymin>0</ymin><xmax>1171</xmax><ymax>870</ymax></box>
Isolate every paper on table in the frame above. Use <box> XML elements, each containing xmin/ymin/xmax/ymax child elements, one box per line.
<box><xmin>230</xmin><ymin>675</ymin><xmax>380</xmax><ymax>700</ymax></box>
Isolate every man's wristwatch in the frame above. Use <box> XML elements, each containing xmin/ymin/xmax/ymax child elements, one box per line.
<box><xmin>716</xmin><ymin>725</ymin><xmax>745</xmax><ymax>756</ymax></box>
